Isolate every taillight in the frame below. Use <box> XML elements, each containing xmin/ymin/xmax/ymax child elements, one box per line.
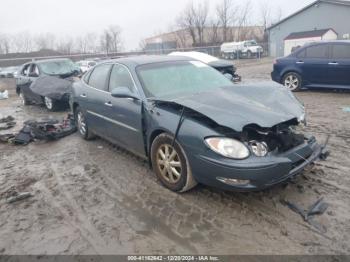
<box><xmin>273</xmin><ymin>59</ymin><xmax>278</xmax><ymax>65</ymax></box>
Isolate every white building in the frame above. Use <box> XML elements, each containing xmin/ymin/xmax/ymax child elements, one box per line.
<box><xmin>284</xmin><ymin>28</ymin><xmax>338</xmax><ymax>55</ymax></box>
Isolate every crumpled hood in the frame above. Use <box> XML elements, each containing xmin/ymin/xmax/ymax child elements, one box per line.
<box><xmin>154</xmin><ymin>83</ymin><xmax>305</xmax><ymax>132</ymax></box>
<box><xmin>29</xmin><ymin>76</ymin><xmax>73</xmax><ymax>100</ymax></box>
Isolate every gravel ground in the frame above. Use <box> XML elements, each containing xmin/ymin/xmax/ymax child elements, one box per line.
<box><xmin>0</xmin><ymin>59</ymin><xmax>349</xmax><ymax>255</ymax></box>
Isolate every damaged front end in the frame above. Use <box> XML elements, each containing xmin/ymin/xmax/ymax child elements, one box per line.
<box><xmin>149</xmin><ymin>83</ymin><xmax>329</xmax><ymax>191</ymax></box>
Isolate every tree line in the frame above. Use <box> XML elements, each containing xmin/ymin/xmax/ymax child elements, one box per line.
<box><xmin>0</xmin><ymin>0</ymin><xmax>282</xmax><ymax>55</ymax></box>
<box><xmin>0</xmin><ymin>25</ymin><xmax>123</xmax><ymax>55</ymax></box>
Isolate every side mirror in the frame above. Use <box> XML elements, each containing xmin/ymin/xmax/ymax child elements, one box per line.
<box><xmin>111</xmin><ymin>87</ymin><xmax>140</xmax><ymax>100</ymax></box>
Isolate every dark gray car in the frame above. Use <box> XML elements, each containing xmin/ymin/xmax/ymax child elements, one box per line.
<box><xmin>16</xmin><ymin>58</ymin><xmax>80</xmax><ymax>111</ymax></box>
<box><xmin>70</xmin><ymin>56</ymin><xmax>328</xmax><ymax>193</ymax></box>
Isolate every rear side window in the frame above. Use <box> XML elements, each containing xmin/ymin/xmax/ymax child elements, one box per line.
<box><xmin>296</xmin><ymin>49</ymin><xmax>306</xmax><ymax>58</ymax></box>
<box><xmin>109</xmin><ymin>64</ymin><xmax>135</xmax><ymax>92</ymax></box>
<box><xmin>88</xmin><ymin>64</ymin><xmax>112</xmax><ymax>91</ymax></box>
<box><xmin>305</xmin><ymin>45</ymin><xmax>328</xmax><ymax>59</ymax></box>
<box><xmin>332</xmin><ymin>44</ymin><xmax>350</xmax><ymax>59</ymax></box>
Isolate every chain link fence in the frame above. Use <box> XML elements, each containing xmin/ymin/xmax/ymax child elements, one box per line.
<box><xmin>0</xmin><ymin>42</ymin><xmax>269</xmax><ymax>68</ymax></box>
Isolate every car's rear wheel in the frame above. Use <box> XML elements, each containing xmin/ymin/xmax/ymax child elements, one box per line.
<box><xmin>44</xmin><ymin>96</ymin><xmax>60</xmax><ymax>111</ymax></box>
<box><xmin>282</xmin><ymin>72</ymin><xmax>302</xmax><ymax>92</ymax></box>
<box><xmin>151</xmin><ymin>133</ymin><xmax>197</xmax><ymax>192</ymax></box>
<box><xmin>247</xmin><ymin>50</ymin><xmax>252</xmax><ymax>59</ymax></box>
<box><xmin>75</xmin><ymin>106</ymin><xmax>95</xmax><ymax>140</ymax></box>
<box><xmin>19</xmin><ymin>90</ymin><xmax>30</xmax><ymax>105</ymax></box>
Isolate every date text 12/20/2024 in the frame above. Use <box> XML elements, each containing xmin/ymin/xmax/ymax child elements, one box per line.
<box><xmin>127</xmin><ymin>256</ymin><xmax>220</xmax><ymax>261</ymax></box>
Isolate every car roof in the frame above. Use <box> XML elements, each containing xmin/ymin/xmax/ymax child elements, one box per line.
<box><xmin>103</xmin><ymin>55</ymin><xmax>192</xmax><ymax>67</ymax></box>
<box><xmin>34</xmin><ymin>58</ymin><xmax>72</xmax><ymax>64</ymax></box>
<box><xmin>304</xmin><ymin>40</ymin><xmax>350</xmax><ymax>46</ymax></box>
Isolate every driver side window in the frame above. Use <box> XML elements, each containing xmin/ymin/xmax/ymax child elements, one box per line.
<box><xmin>21</xmin><ymin>64</ymin><xmax>31</xmax><ymax>76</ymax></box>
<box><xmin>109</xmin><ymin>64</ymin><xmax>135</xmax><ymax>92</ymax></box>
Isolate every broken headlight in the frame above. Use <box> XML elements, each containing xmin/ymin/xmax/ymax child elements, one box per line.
<box><xmin>205</xmin><ymin>137</ymin><xmax>250</xmax><ymax>159</ymax></box>
<box><xmin>298</xmin><ymin>112</ymin><xmax>306</xmax><ymax>125</ymax></box>
<box><xmin>249</xmin><ymin>141</ymin><xmax>268</xmax><ymax>157</ymax></box>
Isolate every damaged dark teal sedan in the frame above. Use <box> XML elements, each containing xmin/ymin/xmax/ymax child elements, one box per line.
<box><xmin>70</xmin><ymin>56</ymin><xmax>328</xmax><ymax>192</ymax></box>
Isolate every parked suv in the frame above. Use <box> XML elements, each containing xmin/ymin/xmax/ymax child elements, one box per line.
<box><xmin>271</xmin><ymin>41</ymin><xmax>350</xmax><ymax>91</ymax></box>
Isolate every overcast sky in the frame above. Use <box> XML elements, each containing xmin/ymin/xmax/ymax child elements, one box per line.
<box><xmin>0</xmin><ymin>0</ymin><xmax>315</xmax><ymax>50</ymax></box>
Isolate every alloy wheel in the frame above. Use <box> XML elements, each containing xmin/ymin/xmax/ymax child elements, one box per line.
<box><xmin>19</xmin><ymin>93</ymin><xmax>25</xmax><ymax>105</ymax></box>
<box><xmin>156</xmin><ymin>144</ymin><xmax>182</xmax><ymax>184</ymax></box>
<box><xmin>77</xmin><ymin>112</ymin><xmax>87</xmax><ymax>136</ymax></box>
<box><xmin>284</xmin><ymin>75</ymin><xmax>299</xmax><ymax>91</ymax></box>
<box><xmin>44</xmin><ymin>97</ymin><xmax>53</xmax><ymax>110</ymax></box>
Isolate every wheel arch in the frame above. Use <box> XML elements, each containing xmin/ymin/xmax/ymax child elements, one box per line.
<box><xmin>147</xmin><ymin>129</ymin><xmax>167</xmax><ymax>166</ymax></box>
<box><xmin>281</xmin><ymin>69</ymin><xmax>302</xmax><ymax>80</ymax></box>
<box><xmin>72</xmin><ymin>102</ymin><xmax>80</xmax><ymax>114</ymax></box>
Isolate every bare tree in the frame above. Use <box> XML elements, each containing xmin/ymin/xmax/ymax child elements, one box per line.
<box><xmin>100</xmin><ymin>30</ymin><xmax>112</xmax><ymax>54</ymax></box>
<box><xmin>56</xmin><ymin>37</ymin><xmax>74</xmax><ymax>55</ymax></box>
<box><xmin>208</xmin><ymin>19</ymin><xmax>221</xmax><ymax>44</ymax></box>
<box><xmin>216</xmin><ymin>0</ymin><xmax>238</xmax><ymax>42</ymax></box>
<box><xmin>260</xmin><ymin>1</ymin><xmax>271</xmax><ymax>30</ymax></box>
<box><xmin>34</xmin><ymin>33</ymin><xmax>56</xmax><ymax>51</ymax></box>
<box><xmin>177</xmin><ymin>2</ymin><xmax>197</xmax><ymax>46</ymax></box>
<box><xmin>0</xmin><ymin>34</ymin><xmax>10</xmax><ymax>54</ymax></box>
<box><xmin>108</xmin><ymin>25</ymin><xmax>123</xmax><ymax>53</ymax></box>
<box><xmin>193</xmin><ymin>1</ymin><xmax>209</xmax><ymax>45</ymax></box>
<box><xmin>272</xmin><ymin>7</ymin><xmax>283</xmax><ymax>24</ymax></box>
<box><xmin>236</xmin><ymin>1</ymin><xmax>252</xmax><ymax>41</ymax></box>
<box><xmin>10</xmin><ymin>32</ymin><xmax>33</xmax><ymax>53</ymax></box>
<box><xmin>100</xmin><ymin>25</ymin><xmax>123</xmax><ymax>54</ymax></box>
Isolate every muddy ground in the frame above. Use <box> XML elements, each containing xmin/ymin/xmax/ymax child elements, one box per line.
<box><xmin>0</xmin><ymin>59</ymin><xmax>349</xmax><ymax>255</ymax></box>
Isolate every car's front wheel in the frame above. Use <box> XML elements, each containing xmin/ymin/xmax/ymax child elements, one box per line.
<box><xmin>151</xmin><ymin>133</ymin><xmax>197</xmax><ymax>192</ymax></box>
<box><xmin>19</xmin><ymin>90</ymin><xmax>30</xmax><ymax>105</ymax></box>
<box><xmin>282</xmin><ymin>72</ymin><xmax>302</xmax><ymax>92</ymax></box>
<box><xmin>75</xmin><ymin>106</ymin><xmax>95</xmax><ymax>140</ymax></box>
<box><xmin>44</xmin><ymin>96</ymin><xmax>60</xmax><ymax>111</ymax></box>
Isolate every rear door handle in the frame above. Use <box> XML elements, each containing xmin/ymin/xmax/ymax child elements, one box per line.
<box><xmin>328</xmin><ymin>62</ymin><xmax>338</xmax><ymax>65</ymax></box>
<box><xmin>104</xmin><ymin>102</ymin><xmax>113</xmax><ymax>107</ymax></box>
<box><xmin>296</xmin><ymin>61</ymin><xmax>304</xmax><ymax>64</ymax></box>
<box><xmin>80</xmin><ymin>94</ymin><xmax>87</xmax><ymax>98</ymax></box>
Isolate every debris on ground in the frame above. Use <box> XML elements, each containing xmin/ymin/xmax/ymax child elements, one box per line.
<box><xmin>281</xmin><ymin>198</ymin><xmax>329</xmax><ymax>233</ymax></box>
<box><xmin>15</xmin><ymin>114</ymin><xmax>76</xmax><ymax>145</ymax></box>
<box><xmin>0</xmin><ymin>114</ymin><xmax>76</xmax><ymax>145</ymax></box>
<box><xmin>0</xmin><ymin>133</ymin><xmax>15</xmax><ymax>143</ymax></box>
<box><xmin>0</xmin><ymin>116</ymin><xmax>16</xmax><ymax>130</ymax></box>
<box><xmin>0</xmin><ymin>90</ymin><xmax>8</xmax><ymax>100</ymax></box>
<box><xmin>6</xmin><ymin>192</ymin><xmax>33</xmax><ymax>204</ymax></box>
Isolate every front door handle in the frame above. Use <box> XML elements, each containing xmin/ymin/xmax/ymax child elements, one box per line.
<box><xmin>104</xmin><ymin>102</ymin><xmax>113</xmax><ymax>107</ymax></box>
<box><xmin>328</xmin><ymin>62</ymin><xmax>339</xmax><ymax>65</ymax></box>
<box><xmin>80</xmin><ymin>94</ymin><xmax>87</xmax><ymax>98</ymax></box>
<box><xmin>296</xmin><ymin>61</ymin><xmax>304</xmax><ymax>64</ymax></box>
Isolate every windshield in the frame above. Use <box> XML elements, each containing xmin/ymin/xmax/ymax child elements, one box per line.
<box><xmin>137</xmin><ymin>61</ymin><xmax>234</xmax><ymax>98</ymax></box>
<box><xmin>39</xmin><ymin>60</ymin><xmax>77</xmax><ymax>75</ymax></box>
<box><xmin>245</xmin><ymin>41</ymin><xmax>258</xmax><ymax>47</ymax></box>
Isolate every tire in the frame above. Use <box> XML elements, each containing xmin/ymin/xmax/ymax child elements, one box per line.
<box><xmin>247</xmin><ymin>50</ymin><xmax>252</xmax><ymax>59</ymax></box>
<box><xmin>151</xmin><ymin>133</ymin><xmax>197</xmax><ymax>192</ymax></box>
<box><xmin>282</xmin><ymin>72</ymin><xmax>302</xmax><ymax>92</ymax></box>
<box><xmin>19</xmin><ymin>90</ymin><xmax>30</xmax><ymax>105</ymax></box>
<box><xmin>74</xmin><ymin>106</ymin><xmax>95</xmax><ymax>140</ymax></box>
<box><xmin>43</xmin><ymin>96</ymin><xmax>60</xmax><ymax>111</ymax></box>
